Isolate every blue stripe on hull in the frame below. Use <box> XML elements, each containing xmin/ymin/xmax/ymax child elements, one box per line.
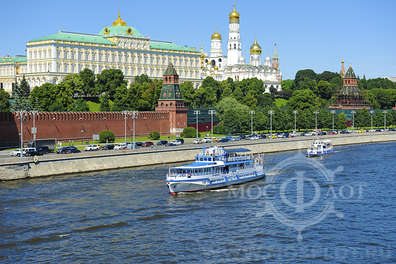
<box><xmin>168</xmin><ymin>173</ymin><xmax>265</xmax><ymax>194</ymax></box>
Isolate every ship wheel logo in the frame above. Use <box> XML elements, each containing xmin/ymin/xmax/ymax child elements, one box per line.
<box><xmin>259</xmin><ymin>152</ymin><xmax>344</xmax><ymax>241</ymax></box>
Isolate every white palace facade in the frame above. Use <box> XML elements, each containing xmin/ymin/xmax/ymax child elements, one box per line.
<box><xmin>0</xmin><ymin>13</ymin><xmax>201</xmax><ymax>94</ymax></box>
<box><xmin>201</xmin><ymin>5</ymin><xmax>282</xmax><ymax>92</ymax></box>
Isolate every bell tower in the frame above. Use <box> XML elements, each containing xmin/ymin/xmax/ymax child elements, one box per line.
<box><xmin>155</xmin><ymin>63</ymin><xmax>188</xmax><ymax>134</ymax></box>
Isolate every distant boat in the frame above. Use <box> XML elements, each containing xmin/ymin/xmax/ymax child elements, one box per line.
<box><xmin>166</xmin><ymin>146</ymin><xmax>265</xmax><ymax>195</ymax></box>
<box><xmin>306</xmin><ymin>139</ymin><xmax>333</xmax><ymax>157</ymax></box>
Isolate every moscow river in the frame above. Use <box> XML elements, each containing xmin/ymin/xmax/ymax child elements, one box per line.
<box><xmin>0</xmin><ymin>142</ymin><xmax>395</xmax><ymax>263</ymax></box>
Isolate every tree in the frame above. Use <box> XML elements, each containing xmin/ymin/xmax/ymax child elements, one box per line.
<box><xmin>216</xmin><ymin>97</ymin><xmax>249</xmax><ymax>134</ymax></box>
<box><xmin>294</xmin><ymin>69</ymin><xmax>317</xmax><ymax>89</ymax></box>
<box><xmin>287</xmin><ymin>89</ymin><xmax>320</xmax><ymax>112</ymax></box>
<box><xmin>355</xmin><ymin>109</ymin><xmax>370</xmax><ymax>127</ymax></box>
<box><xmin>96</xmin><ymin>69</ymin><xmax>126</xmax><ymax>100</ymax></box>
<box><xmin>181</xmin><ymin>127</ymin><xmax>197</xmax><ymax>138</ymax></box>
<box><xmin>317</xmin><ymin>71</ymin><xmax>339</xmax><ymax>82</ymax></box>
<box><xmin>336</xmin><ymin>113</ymin><xmax>347</xmax><ymax>129</ymax></box>
<box><xmin>29</xmin><ymin>83</ymin><xmax>57</xmax><ymax>111</ymax></box>
<box><xmin>12</xmin><ymin>75</ymin><xmax>32</xmax><ymax>111</ymax></box>
<box><xmin>111</xmin><ymin>84</ymin><xmax>129</xmax><ymax>111</ymax></box>
<box><xmin>317</xmin><ymin>80</ymin><xmax>333</xmax><ymax>100</ymax></box>
<box><xmin>99</xmin><ymin>130</ymin><xmax>115</xmax><ymax>143</ymax></box>
<box><xmin>73</xmin><ymin>98</ymin><xmax>89</xmax><ymax>112</ymax></box>
<box><xmin>79</xmin><ymin>68</ymin><xmax>96</xmax><ymax>97</ymax></box>
<box><xmin>180</xmin><ymin>81</ymin><xmax>196</xmax><ymax>108</ymax></box>
<box><xmin>281</xmin><ymin>79</ymin><xmax>294</xmax><ymax>91</ymax></box>
<box><xmin>16</xmin><ymin>75</ymin><xmax>30</xmax><ymax>98</ymax></box>
<box><xmin>149</xmin><ymin>130</ymin><xmax>160</xmax><ymax>140</ymax></box>
<box><xmin>100</xmin><ymin>94</ymin><xmax>110</xmax><ymax>112</ymax></box>
<box><xmin>0</xmin><ymin>89</ymin><xmax>10</xmax><ymax>112</ymax></box>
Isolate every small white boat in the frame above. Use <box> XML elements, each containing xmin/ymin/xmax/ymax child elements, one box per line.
<box><xmin>166</xmin><ymin>146</ymin><xmax>265</xmax><ymax>195</ymax></box>
<box><xmin>306</xmin><ymin>139</ymin><xmax>333</xmax><ymax>157</ymax></box>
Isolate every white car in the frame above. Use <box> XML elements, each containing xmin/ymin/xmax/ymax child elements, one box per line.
<box><xmin>193</xmin><ymin>138</ymin><xmax>203</xmax><ymax>144</ymax></box>
<box><xmin>10</xmin><ymin>148</ymin><xmax>26</xmax><ymax>157</ymax></box>
<box><xmin>114</xmin><ymin>143</ymin><xmax>127</xmax><ymax>150</ymax></box>
<box><xmin>84</xmin><ymin>144</ymin><xmax>100</xmax><ymax>151</ymax></box>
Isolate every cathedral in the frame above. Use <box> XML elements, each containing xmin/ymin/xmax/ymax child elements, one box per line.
<box><xmin>201</xmin><ymin>5</ymin><xmax>282</xmax><ymax>92</ymax></box>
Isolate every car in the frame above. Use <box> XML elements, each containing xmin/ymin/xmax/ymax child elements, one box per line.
<box><xmin>157</xmin><ymin>140</ymin><xmax>168</xmax><ymax>146</ymax></box>
<box><xmin>84</xmin><ymin>144</ymin><xmax>100</xmax><ymax>151</ymax></box>
<box><xmin>56</xmin><ymin>146</ymin><xmax>80</xmax><ymax>154</ymax></box>
<box><xmin>247</xmin><ymin>135</ymin><xmax>260</xmax><ymax>140</ymax></box>
<box><xmin>231</xmin><ymin>136</ymin><xmax>242</xmax><ymax>141</ymax></box>
<box><xmin>24</xmin><ymin>147</ymin><xmax>39</xmax><ymax>156</ymax></box>
<box><xmin>271</xmin><ymin>134</ymin><xmax>278</xmax><ymax>139</ymax></box>
<box><xmin>276</xmin><ymin>133</ymin><xmax>285</xmax><ymax>138</ymax></box>
<box><xmin>259</xmin><ymin>134</ymin><xmax>267</xmax><ymax>139</ymax></box>
<box><xmin>389</xmin><ymin>128</ymin><xmax>396</xmax><ymax>131</ymax></box>
<box><xmin>218</xmin><ymin>137</ymin><xmax>231</xmax><ymax>143</ymax></box>
<box><xmin>135</xmin><ymin>142</ymin><xmax>144</xmax><ymax>147</ymax></box>
<box><xmin>114</xmin><ymin>143</ymin><xmax>127</xmax><ymax>150</ymax></box>
<box><xmin>193</xmin><ymin>138</ymin><xmax>203</xmax><ymax>144</ymax></box>
<box><xmin>357</xmin><ymin>130</ymin><xmax>365</xmax><ymax>133</ymax></box>
<box><xmin>10</xmin><ymin>148</ymin><xmax>26</xmax><ymax>157</ymax></box>
<box><xmin>142</xmin><ymin>141</ymin><xmax>154</xmax><ymax>147</ymax></box>
<box><xmin>368</xmin><ymin>129</ymin><xmax>376</xmax><ymax>133</ymax></box>
<box><xmin>175</xmin><ymin>138</ymin><xmax>184</xmax><ymax>144</ymax></box>
<box><xmin>168</xmin><ymin>140</ymin><xmax>182</xmax><ymax>146</ymax></box>
<box><xmin>35</xmin><ymin>146</ymin><xmax>51</xmax><ymax>155</ymax></box>
<box><xmin>329</xmin><ymin>131</ymin><xmax>337</xmax><ymax>135</ymax></box>
<box><xmin>101</xmin><ymin>144</ymin><xmax>114</xmax><ymax>150</ymax></box>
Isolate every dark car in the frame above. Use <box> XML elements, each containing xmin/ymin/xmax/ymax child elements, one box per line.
<box><xmin>56</xmin><ymin>146</ymin><xmax>81</xmax><ymax>154</ymax></box>
<box><xmin>175</xmin><ymin>138</ymin><xmax>184</xmax><ymax>144</ymax></box>
<box><xmin>218</xmin><ymin>137</ymin><xmax>230</xmax><ymax>143</ymax></box>
<box><xmin>143</xmin><ymin>141</ymin><xmax>154</xmax><ymax>147</ymax></box>
<box><xmin>101</xmin><ymin>144</ymin><xmax>114</xmax><ymax>150</ymax></box>
<box><xmin>135</xmin><ymin>142</ymin><xmax>144</xmax><ymax>147</ymax></box>
<box><xmin>157</xmin><ymin>140</ymin><xmax>168</xmax><ymax>146</ymax></box>
<box><xmin>259</xmin><ymin>134</ymin><xmax>267</xmax><ymax>139</ymax></box>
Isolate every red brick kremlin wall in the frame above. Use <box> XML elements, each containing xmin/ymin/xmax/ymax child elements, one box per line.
<box><xmin>0</xmin><ymin>111</ymin><xmax>170</xmax><ymax>147</ymax></box>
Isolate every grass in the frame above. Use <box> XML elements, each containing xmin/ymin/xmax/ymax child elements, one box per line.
<box><xmin>86</xmin><ymin>101</ymin><xmax>100</xmax><ymax>112</ymax></box>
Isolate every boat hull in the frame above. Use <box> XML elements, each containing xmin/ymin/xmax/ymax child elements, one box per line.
<box><xmin>306</xmin><ymin>148</ymin><xmax>334</xmax><ymax>157</ymax></box>
<box><xmin>167</xmin><ymin>172</ymin><xmax>265</xmax><ymax>195</ymax></box>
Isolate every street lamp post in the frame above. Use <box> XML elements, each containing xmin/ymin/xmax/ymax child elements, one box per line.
<box><xmin>31</xmin><ymin>110</ymin><xmax>38</xmax><ymax>145</ymax></box>
<box><xmin>16</xmin><ymin>111</ymin><xmax>26</xmax><ymax>160</ymax></box>
<box><xmin>370</xmin><ymin>110</ymin><xmax>374</xmax><ymax>131</ymax></box>
<box><xmin>122</xmin><ymin>111</ymin><xmax>127</xmax><ymax>144</ymax></box>
<box><xmin>313</xmin><ymin>111</ymin><xmax>319</xmax><ymax>130</ymax></box>
<box><xmin>293</xmin><ymin>110</ymin><xmax>298</xmax><ymax>132</ymax></box>
<box><xmin>194</xmin><ymin>110</ymin><xmax>200</xmax><ymax>140</ymax></box>
<box><xmin>208</xmin><ymin>110</ymin><xmax>216</xmax><ymax>138</ymax></box>
<box><xmin>250</xmin><ymin>110</ymin><xmax>255</xmax><ymax>135</ymax></box>
<box><xmin>268</xmin><ymin>110</ymin><xmax>274</xmax><ymax>139</ymax></box>
<box><xmin>351</xmin><ymin>110</ymin><xmax>356</xmax><ymax>132</ymax></box>
<box><xmin>383</xmin><ymin>110</ymin><xmax>388</xmax><ymax>130</ymax></box>
<box><xmin>132</xmin><ymin>111</ymin><xmax>138</xmax><ymax>149</ymax></box>
<box><xmin>330</xmin><ymin>110</ymin><xmax>336</xmax><ymax>131</ymax></box>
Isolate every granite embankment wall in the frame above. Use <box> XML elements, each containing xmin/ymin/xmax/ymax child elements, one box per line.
<box><xmin>1</xmin><ymin>133</ymin><xmax>396</xmax><ymax>181</ymax></box>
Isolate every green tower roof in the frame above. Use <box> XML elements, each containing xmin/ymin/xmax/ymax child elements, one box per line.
<box><xmin>344</xmin><ymin>66</ymin><xmax>357</xmax><ymax>79</ymax></box>
<box><xmin>163</xmin><ymin>63</ymin><xmax>178</xmax><ymax>76</ymax></box>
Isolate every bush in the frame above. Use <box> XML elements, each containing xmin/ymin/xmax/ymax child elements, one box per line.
<box><xmin>181</xmin><ymin>127</ymin><xmax>197</xmax><ymax>138</ymax></box>
<box><xmin>99</xmin><ymin>130</ymin><xmax>115</xmax><ymax>143</ymax></box>
<box><xmin>149</xmin><ymin>130</ymin><xmax>160</xmax><ymax>140</ymax></box>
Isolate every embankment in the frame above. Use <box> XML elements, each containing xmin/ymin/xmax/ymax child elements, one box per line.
<box><xmin>1</xmin><ymin>133</ymin><xmax>395</xmax><ymax>181</ymax></box>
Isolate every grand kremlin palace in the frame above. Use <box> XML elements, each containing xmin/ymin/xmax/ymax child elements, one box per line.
<box><xmin>0</xmin><ymin>14</ymin><xmax>202</xmax><ymax>94</ymax></box>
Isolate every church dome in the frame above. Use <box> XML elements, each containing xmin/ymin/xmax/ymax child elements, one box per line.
<box><xmin>211</xmin><ymin>30</ymin><xmax>222</xmax><ymax>40</ymax></box>
<box><xmin>99</xmin><ymin>13</ymin><xmax>143</xmax><ymax>37</ymax></box>
<box><xmin>250</xmin><ymin>39</ymin><xmax>262</xmax><ymax>54</ymax></box>
<box><xmin>229</xmin><ymin>5</ymin><xmax>240</xmax><ymax>21</ymax></box>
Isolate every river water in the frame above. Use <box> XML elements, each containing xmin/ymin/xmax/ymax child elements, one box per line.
<box><xmin>0</xmin><ymin>142</ymin><xmax>395</xmax><ymax>263</ymax></box>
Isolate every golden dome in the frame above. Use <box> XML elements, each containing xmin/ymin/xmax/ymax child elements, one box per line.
<box><xmin>250</xmin><ymin>39</ymin><xmax>262</xmax><ymax>54</ymax></box>
<box><xmin>229</xmin><ymin>5</ymin><xmax>240</xmax><ymax>21</ymax></box>
<box><xmin>211</xmin><ymin>30</ymin><xmax>222</xmax><ymax>40</ymax></box>
<box><xmin>112</xmin><ymin>12</ymin><xmax>127</xmax><ymax>26</ymax></box>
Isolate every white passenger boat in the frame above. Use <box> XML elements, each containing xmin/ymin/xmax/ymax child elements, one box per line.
<box><xmin>306</xmin><ymin>139</ymin><xmax>333</xmax><ymax>157</ymax></box>
<box><xmin>166</xmin><ymin>146</ymin><xmax>265</xmax><ymax>195</ymax></box>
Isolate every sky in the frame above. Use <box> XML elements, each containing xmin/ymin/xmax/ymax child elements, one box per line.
<box><xmin>2</xmin><ymin>0</ymin><xmax>396</xmax><ymax>80</ymax></box>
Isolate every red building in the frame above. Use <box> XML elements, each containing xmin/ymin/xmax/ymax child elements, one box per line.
<box><xmin>329</xmin><ymin>62</ymin><xmax>370</xmax><ymax>111</ymax></box>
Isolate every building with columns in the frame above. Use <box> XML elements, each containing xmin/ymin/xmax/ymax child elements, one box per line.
<box><xmin>201</xmin><ymin>5</ymin><xmax>282</xmax><ymax>92</ymax></box>
<box><xmin>0</xmin><ymin>13</ymin><xmax>202</xmax><ymax>94</ymax></box>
